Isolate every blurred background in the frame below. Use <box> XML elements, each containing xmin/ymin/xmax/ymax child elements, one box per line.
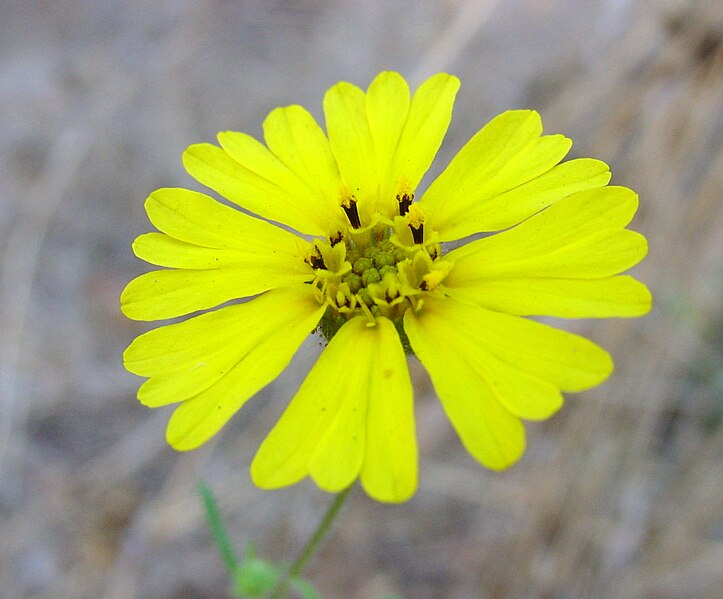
<box><xmin>0</xmin><ymin>0</ymin><xmax>721</xmax><ymax>597</ymax></box>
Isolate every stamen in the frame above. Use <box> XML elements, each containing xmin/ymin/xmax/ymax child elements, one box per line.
<box><xmin>341</xmin><ymin>196</ymin><xmax>362</xmax><ymax>229</ymax></box>
<box><xmin>329</xmin><ymin>231</ymin><xmax>343</xmax><ymax>246</ymax></box>
<box><xmin>357</xmin><ymin>298</ymin><xmax>377</xmax><ymax>324</ymax></box>
<box><xmin>405</xmin><ymin>204</ymin><xmax>425</xmax><ymax>245</ymax></box>
<box><xmin>410</xmin><ymin>224</ymin><xmax>424</xmax><ymax>245</ymax></box>
<box><xmin>421</xmin><ymin>269</ymin><xmax>445</xmax><ymax>291</ymax></box>
<box><xmin>307</xmin><ymin>247</ymin><xmax>326</xmax><ymax>270</ymax></box>
<box><xmin>396</xmin><ymin>192</ymin><xmax>414</xmax><ymax>216</ymax></box>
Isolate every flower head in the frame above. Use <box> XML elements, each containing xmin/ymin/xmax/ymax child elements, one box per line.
<box><xmin>121</xmin><ymin>72</ymin><xmax>651</xmax><ymax>503</ymax></box>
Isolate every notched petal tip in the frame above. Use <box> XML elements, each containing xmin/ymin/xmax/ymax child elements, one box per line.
<box><xmin>165</xmin><ymin>423</ymin><xmax>204</xmax><ymax>452</ymax></box>
<box><xmin>497</xmin><ymin>108</ymin><xmax>541</xmax><ymax>126</ymax></box>
<box><xmin>369</xmin><ymin>70</ymin><xmax>408</xmax><ymax>88</ymax></box>
<box><xmin>181</xmin><ymin>142</ymin><xmax>215</xmax><ymax>166</ymax></box>
<box><xmin>625</xmin><ymin>277</ymin><xmax>653</xmax><ymax>316</ymax></box>
<box><xmin>455</xmin><ymin>406</ymin><xmax>526</xmax><ymax>472</ymax></box>
<box><xmin>144</xmin><ymin>187</ymin><xmax>180</xmax><ymax>217</ymax></box>
<box><xmin>309</xmin><ymin>472</ymin><xmax>358</xmax><ymax>495</ymax></box>
<box><xmin>263</xmin><ymin>103</ymin><xmax>307</xmax><ymax>125</ymax></box>
<box><xmin>549</xmin><ymin>133</ymin><xmax>573</xmax><ymax>154</ymax></box>
<box><xmin>604</xmin><ymin>184</ymin><xmax>639</xmax><ymax>204</ymax></box>
<box><xmin>578</xmin><ymin>346</ymin><xmax>615</xmax><ymax>392</ymax></box>
<box><xmin>119</xmin><ymin>279</ymin><xmax>152</xmax><ymax>322</ymax></box>
<box><xmin>482</xmin><ymin>440</ymin><xmax>526</xmax><ymax>472</ymax></box>
<box><xmin>423</xmin><ymin>71</ymin><xmax>461</xmax><ymax>87</ymax></box>
<box><xmin>121</xmin><ymin>340</ymin><xmax>147</xmax><ymax>377</ymax></box>
<box><xmin>324</xmin><ymin>79</ymin><xmax>364</xmax><ymax>102</ymax></box>
<box><xmin>361</xmin><ymin>479</ymin><xmax>417</xmax><ymax>504</ymax></box>
<box><xmin>640</xmin><ymin>282</ymin><xmax>653</xmax><ymax>314</ymax></box>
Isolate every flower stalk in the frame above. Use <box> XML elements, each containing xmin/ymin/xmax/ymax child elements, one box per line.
<box><xmin>267</xmin><ymin>486</ymin><xmax>353</xmax><ymax>599</ymax></box>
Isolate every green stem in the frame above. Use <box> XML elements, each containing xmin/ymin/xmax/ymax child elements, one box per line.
<box><xmin>268</xmin><ymin>485</ymin><xmax>353</xmax><ymax>599</ymax></box>
<box><xmin>198</xmin><ymin>482</ymin><xmax>239</xmax><ymax>576</ymax></box>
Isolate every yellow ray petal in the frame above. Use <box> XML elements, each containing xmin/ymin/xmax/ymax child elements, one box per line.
<box><xmin>136</xmin><ymin>372</ymin><xmax>213</xmax><ymax>408</ymax></box>
<box><xmin>404</xmin><ymin>304</ymin><xmax>526</xmax><ymax>470</ymax></box>
<box><xmin>377</xmin><ymin>73</ymin><xmax>460</xmax><ymax>216</ymax></box>
<box><xmin>262</xmin><ymin>105</ymin><xmax>346</xmax><ymax>230</ymax></box>
<box><xmin>121</xmin><ymin>269</ymin><xmax>256</xmax><ymax>321</ymax></box>
<box><xmin>122</xmin><ymin>189</ymin><xmax>314</xmax><ymax>320</ymax></box>
<box><xmin>435</xmin><ymin>158</ymin><xmax>611</xmax><ymax>238</ymax></box>
<box><xmin>182</xmin><ymin>140</ymin><xmax>331</xmax><ymax>236</ymax></box>
<box><xmin>409</xmin><ymin>295</ymin><xmax>612</xmax><ymax>393</ymax></box>
<box><xmin>421</xmin><ymin>110</ymin><xmax>576</xmax><ymax>238</ymax></box>
<box><xmin>447</xmin><ymin>275</ymin><xmax>652</xmax><ymax>318</ymax></box>
<box><xmin>124</xmin><ymin>285</ymin><xmax>323</xmax><ymax>401</ymax></box>
<box><xmin>446</xmin><ymin>186</ymin><xmax>646</xmax><ymax>280</ymax></box>
<box><xmin>366</xmin><ymin>71</ymin><xmax>410</xmax><ymax>212</ymax></box>
<box><xmin>308</xmin><ymin>384</ymin><xmax>367</xmax><ymax>493</ymax></box>
<box><xmin>359</xmin><ymin>318</ymin><xmax>417</xmax><ymax>503</ymax></box>
<box><xmin>132</xmin><ymin>233</ymin><xmax>220</xmax><ymax>269</ymax></box>
<box><xmin>452</xmin><ymin>228</ymin><xmax>647</xmax><ymax>280</ymax></box>
<box><xmin>120</xmin><ymin>254</ymin><xmax>312</xmax><ymax>321</ymax></box>
<box><xmin>133</xmin><ymin>298</ymin><xmax>320</xmax><ymax>409</ymax></box>
<box><xmin>467</xmin><ymin>351</ymin><xmax>564</xmax><ymax>421</ymax></box>
<box><xmin>124</xmin><ymin>300</ymin><xmax>252</xmax><ymax>377</ymax></box>
<box><xmin>132</xmin><ymin>229</ymin><xmax>311</xmax><ymax>273</ymax></box>
<box><xmin>143</xmin><ymin>188</ymin><xmax>310</xmax><ymax>251</ymax></box>
<box><xmin>323</xmin><ymin>81</ymin><xmax>377</xmax><ymax>207</ymax></box>
<box><xmin>150</xmin><ymin>286</ymin><xmax>326</xmax><ymax>450</ymax></box>
<box><xmin>251</xmin><ymin>316</ymin><xmax>416</xmax><ymax>502</ymax></box>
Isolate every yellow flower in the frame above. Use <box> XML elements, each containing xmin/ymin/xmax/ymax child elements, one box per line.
<box><xmin>121</xmin><ymin>72</ymin><xmax>651</xmax><ymax>503</ymax></box>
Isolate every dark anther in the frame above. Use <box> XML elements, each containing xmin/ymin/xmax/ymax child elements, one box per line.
<box><xmin>329</xmin><ymin>231</ymin><xmax>343</xmax><ymax>246</ymax></box>
<box><xmin>429</xmin><ymin>247</ymin><xmax>438</xmax><ymax>260</ymax></box>
<box><xmin>409</xmin><ymin>224</ymin><xmax>424</xmax><ymax>245</ymax></box>
<box><xmin>307</xmin><ymin>248</ymin><xmax>326</xmax><ymax>270</ymax></box>
<box><xmin>420</xmin><ymin>280</ymin><xmax>429</xmax><ymax>291</ymax></box>
<box><xmin>310</xmin><ymin>255</ymin><xmax>326</xmax><ymax>269</ymax></box>
<box><xmin>342</xmin><ymin>197</ymin><xmax>362</xmax><ymax>229</ymax></box>
<box><xmin>397</xmin><ymin>192</ymin><xmax>413</xmax><ymax>216</ymax></box>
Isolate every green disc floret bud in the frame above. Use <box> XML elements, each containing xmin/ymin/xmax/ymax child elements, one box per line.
<box><xmin>361</xmin><ymin>268</ymin><xmax>381</xmax><ymax>286</ymax></box>
<box><xmin>379</xmin><ymin>264</ymin><xmax>398</xmax><ymax>278</ymax></box>
<box><xmin>346</xmin><ymin>249</ymin><xmax>361</xmax><ymax>265</ymax></box>
<box><xmin>357</xmin><ymin>287</ymin><xmax>373</xmax><ymax>306</ymax></box>
<box><xmin>343</xmin><ymin>273</ymin><xmax>362</xmax><ymax>293</ymax></box>
<box><xmin>363</xmin><ymin>246</ymin><xmax>380</xmax><ymax>260</ymax></box>
<box><xmin>374</xmin><ymin>251</ymin><xmax>395</xmax><ymax>268</ymax></box>
<box><xmin>393</xmin><ymin>247</ymin><xmax>408</xmax><ymax>262</ymax></box>
<box><xmin>353</xmin><ymin>257</ymin><xmax>374</xmax><ymax>275</ymax></box>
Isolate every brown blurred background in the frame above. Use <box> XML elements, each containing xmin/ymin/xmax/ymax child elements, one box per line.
<box><xmin>0</xmin><ymin>1</ymin><xmax>721</xmax><ymax>598</ymax></box>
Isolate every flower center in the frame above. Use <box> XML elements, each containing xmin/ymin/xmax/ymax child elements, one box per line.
<box><xmin>306</xmin><ymin>196</ymin><xmax>453</xmax><ymax>348</ymax></box>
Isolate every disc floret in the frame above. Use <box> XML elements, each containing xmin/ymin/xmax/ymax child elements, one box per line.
<box><xmin>309</xmin><ymin>205</ymin><xmax>452</xmax><ymax>346</ymax></box>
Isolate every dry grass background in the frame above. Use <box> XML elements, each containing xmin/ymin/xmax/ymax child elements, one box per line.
<box><xmin>0</xmin><ymin>1</ymin><xmax>721</xmax><ymax>598</ymax></box>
